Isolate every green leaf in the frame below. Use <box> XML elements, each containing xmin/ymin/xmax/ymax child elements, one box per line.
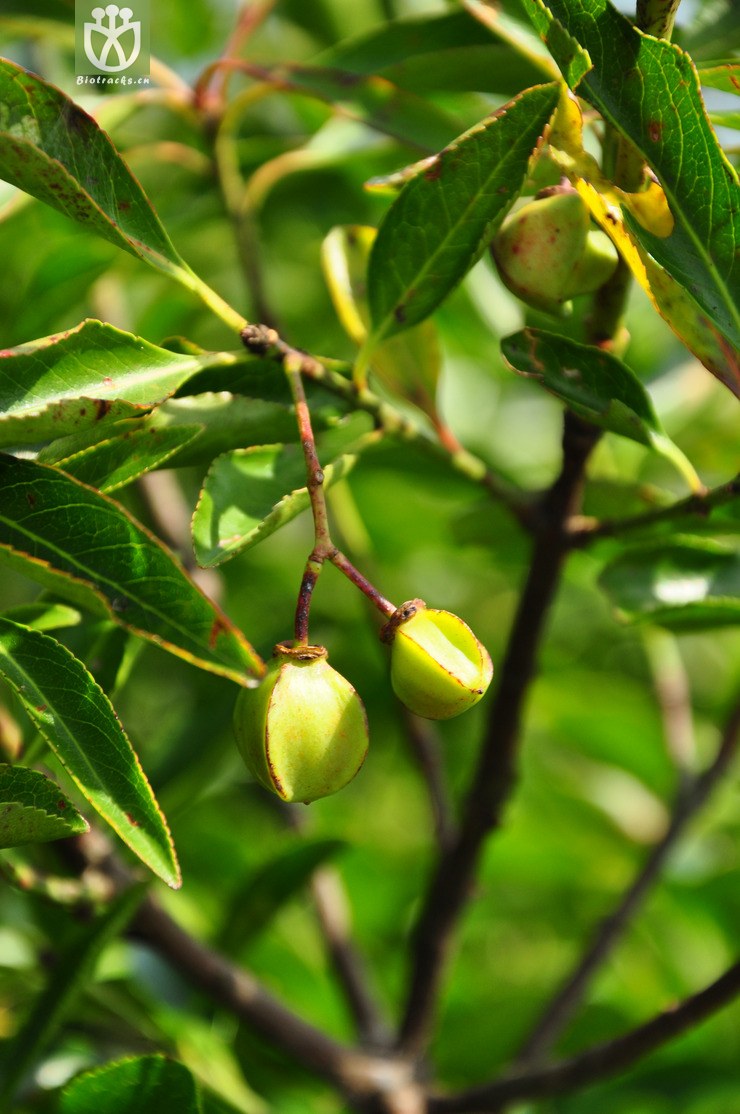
<box><xmin>0</xmin><ymin>454</ymin><xmax>263</xmax><ymax>683</ymax></box>
<box><xmin>0</xmin><ymin>63</ymin><xmax>244</xmax><ymax>330</ymax></box>
<box><xmin>0</xmin><ymin>619</ymin><xmax>180</xmax><ymax>886</ymax></box>
<box><xmin>501</xmin><ymin>328</ymin><xmax>701</xmax><ymax>490</ymax></box>
<box><xmin>598</xmin><ymin>539</ymin><xmax>740</xmax><ymax>629</ymax></box>
<box><xmin>60</xmin><ymin>1054</ymin><xmax>202</xmax><ymax>1114</ymax></box>
<box><xmin>0</xmin><ymin>885</ymin><xmax>145</xmax><ymax>1106</ymax></box>
<box><xmin>147</xmin><ymin>395</ymin><xmax>309</xmax><ymax>469</ymax></box>
<box><xmin>39</xmin><ymin>422</ymin><xmax>202</xmax><ymax>493</ymax></box>
<box><xmin>697</xmin><ymin>61</ymin><xmax>740</xmax><ymax>95</ymax></box>
<box><xmin>365</xmin><ymin>82</ymin><xmax>560</xmax><ymax>349</ymax></box>
<box><xmin>0</xmin><ymin>319</ymin><xmax>253</xmax><ymax>448</ymax></box>
<box><xmin>520</xmin><ymin>0</ymin><xmax>740</xmax><ymax>351</ymax></box>
<box><xmin>220</xmin><ymin>839</ymin><xmax>345</xmax><ymax>953</ymax></box>
<box><xmin>0</xmin><ymin>61</ymin><xmax>183</xmax><ymax>276</ymax></box>
<box><xmin>192</xmin><ymin>416</ymin><xmax>372</xmax><ymax>567</ymax></box>
<box><xmin>242</xmin><ymin>63</ymin><xmax>463</xmax><ymax>152</ymax></box>
<box><xmin>0</xmin><ymin>764</ymin><xmax>88</xmax><ymax>849</ymax></box>
<box><xmin>317</xmin><ymin>9</ymin><xmax>549</xmax><ymax>94</ymax></box>
<box><xmin>2</xmin><ymin>601</ymin><xmax>82</xmax><ymax>632</ymax></box>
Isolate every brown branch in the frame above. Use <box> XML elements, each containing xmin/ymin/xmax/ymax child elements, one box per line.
<box><xmin>514</xmin><ymin>698</ymin><xmax>740</xmax><ymax>1065</ymax></box>
<box><xmin>428</xmin><ymin>956</ymin><xmax>740</xmax><ymax>1111</ymax></box>
<box><xmin>567</xmin><ymin>473</ymin><xmax>740</xmax><ymax>548</ymax></box>
<box><xmin>240</xmin><ymin>324</ymin><xmax>535</xmax><ymax>529</ymax></box>
<box><xmin>63</xmin><ymin>829</ymin><xmax>410</xmax><ymax>1101</ymax></box>
<box><xmin>396</xmin><ymin>412</ymin><xmax>600</xmax><ymax>1056</ymax></box>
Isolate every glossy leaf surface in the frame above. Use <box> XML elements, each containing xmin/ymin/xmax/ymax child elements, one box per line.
<box><xmin>0</xmin><ymin>618</ymin><xmax>180</xmax><ymax>886</ymax></box>
<box><xmin>0</xmin><ymin>320</ymin><xmax>252</xmax><ymax>447</ymax></box>
<box><xmin>0</xmin><ymin>454</ymin><xmax>263</xmax><ymax>682</ymax></box>
<box><xmin>0</xmin><ymin>764</ymin><xmax>88</xmax><ymax>849</ymax></box>
<box><xmin>521</xmin><ymin>0</ymin><xmax>740</xmax><ymax>350</ymax></box>
<box><xmin>501</xmin><ymin>328</ymin><xmax>700</xmax><ymax>489</ymax></box>
<box><xmin>0</xmin><ymin>60</ymin><xmax>186</xmax><ymax>278</ymax></box>
<box><xmin>366</xmin><ymin>82</ymin><xmax>559</xmax><ymax>347</ymax></box>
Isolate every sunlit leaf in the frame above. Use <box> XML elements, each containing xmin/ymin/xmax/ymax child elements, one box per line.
<box><xmin>39</xmin><ymin>422</ymin><xmax>202</xmax><ymax>492</ymax></box>
<box><xmin>0</xmin><ymin>319</ymin><xmax>255</xmax><ymax>447</ymax></box>
<box><xmin>0</xmin><ymin>61</ymin><xmax>184</xmax><ymax>275</ymax></box>
<box><xmin>520</xmin><ymin>0</ymin><xmax>740</xmax><ymax>352</ymax></box>
<box><xmin>0</xmin><ymin>764</ymin><xmax>88</xmax><ymax>849</ymax></box>
<box><xmin>0</xmin><ymin>454</ymin><xmax>263</xmax><ymax>683</ymax></box>
<box><xmin>365</xmin><ymin>82</ymin><xmax>559</xmax><ymax>349</ymax></box>
<box><xmin>0</xmin><ymin>62</ymin><xmax>244</xmax><ymax>329</ymax></box>
<box><xmin>0</xmin><ymin>618</ymin><xmax>180</xmax><ymax>885</ymax></box>
<box><xmin>193</xmin><ymin>415</ymin><xmax>373</xmax><ymax>567</ymax></box>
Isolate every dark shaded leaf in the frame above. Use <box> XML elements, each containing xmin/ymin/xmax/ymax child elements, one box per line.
<box><xmin>60</xmin><ymin>1054</ymin><xmax>202</xmax><ymax>1114</ymax></box>
<box><xmin>0</xmin><ymin>886</ymin><xmax>145</xmax><ymax>1106</ymax></box>
<box><xmin>220</xmin><ymin>839</ymin><xmax>345</xmax><ymax>953</ymax></box>
<box><xmin>501</xmin><ymin>328</ymin><xmax>700</xmax><ymax>488</ymax></box>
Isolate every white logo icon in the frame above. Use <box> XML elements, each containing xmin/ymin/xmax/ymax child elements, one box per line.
<box><xmin>84</xmin><ymin>5</ymin><xmax>141</xmax><ymax>72</ymax></box>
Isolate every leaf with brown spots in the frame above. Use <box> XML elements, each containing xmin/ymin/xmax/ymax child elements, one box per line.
<box><xmin>0</xmin><ymin>764</ymin><xmax>88</xmax><ymax>849</ymax></box>
<box><xmin>0</xmin><ymin>454</ymin><xmax>264</xmax><ymax>683</ymax></box>
<box><xmin>0</xmin><ymin>61</ymin><xmax>190</xmax><ymax>283</ymax></box>
<box><xmin>521</xmin><ymin>0</ymin><xmax>740</xmax><ymax>356</ymax></box>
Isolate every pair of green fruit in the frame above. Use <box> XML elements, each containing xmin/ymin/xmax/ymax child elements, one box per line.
<box><xmin>233</xmin><ymin>602</ymin><xmax>493</xmax><ymax>804</ymax></box>
<box><xmin>492</xmin><ymin>184</ymin><xmax>618</xmax><ymax>315</ymax></box>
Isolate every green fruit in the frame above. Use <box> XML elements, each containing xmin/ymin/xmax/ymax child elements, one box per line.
<box><xmin>492</xmin><ymin>186</ymin><xmax>618</xmax><ymax>315</ymax></box>
<box><xmin>382</xmin><ymin>600</ymin><xmax>493</xmax><ymax>720</ymax></box>
<box><xmin>233</xmin><ymin>643</ymin><xmax>368</xmax><ymax>803</ymax></box>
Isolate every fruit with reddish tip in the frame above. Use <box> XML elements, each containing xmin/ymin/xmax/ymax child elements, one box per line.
<box><xmin>233</xmin><ymin>643</ymin><xmax>368</xmax><ymax>803</ymax></box>
<box><xmin>382</xmin><ymin>600</ymin><xmax>493</xmax><ymax>720</ymax></box>
<box><xmin>492</xmin><ymin>186</ymin><xmax>618</xmax><ymax>315</ymax></box>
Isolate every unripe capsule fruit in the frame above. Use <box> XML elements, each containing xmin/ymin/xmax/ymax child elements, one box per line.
<box><xmin>491</xmin><ymin>186</ymin><xmax>618</xmax><ymax>315</ymax></box>
<box><xmin>233</xmin><ymin>643</ymin><xmax>368</xmax><ymax>803</ymax></box>
<box><xmin>382</xmin><ymin>601</ymin><xmax>493</xmax><ymax>720</ymax></box>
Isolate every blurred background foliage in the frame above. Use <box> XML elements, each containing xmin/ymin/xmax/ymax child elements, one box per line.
<box><xmin>0</xmin><ymin>0</ymin><xmax>738</xmax><ymax>1111</ymax></box>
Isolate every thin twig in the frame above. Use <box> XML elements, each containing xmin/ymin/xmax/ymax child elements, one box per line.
<box><xmin>311</xmin><ymin>866</ymin><xmax>392</xmax><ymax>1047</ymax></box>
<box><xmin>396</xmin><ymin>412</ymin><xmax>601</xmax><ymax>1056</ymax></box>
<box><xmin>514</xmin><ymin>699</ymin><xmax>740</xmax><ymax>1065</ymax></box>
<box><xmin>240</xmin><ymin>324</ymin><xmax>534</xmax><ymax>528</ymax></box>
<box><xmin>428</xmin><ymin>956</ymin><xmax>740</xmax><ymax>1111</ymax></box>
<box><xmin>402</xmin><ymin>710</ymin><xmax>458</xmax><ymax>851</ymax></box>
<box><xmin>567</xmin><ymin>473</ymin><xmax>740</xmax><ymax>548</ymax></box>
<box><xmin>62</xmin><ymin>830</ymin><xmax>411</xmax><ymax>1102</ymax></box>
<box><xmin>283</xmin><ymin>804</ymin><xmax>391</xmax><ymax>1047</ymax></box>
